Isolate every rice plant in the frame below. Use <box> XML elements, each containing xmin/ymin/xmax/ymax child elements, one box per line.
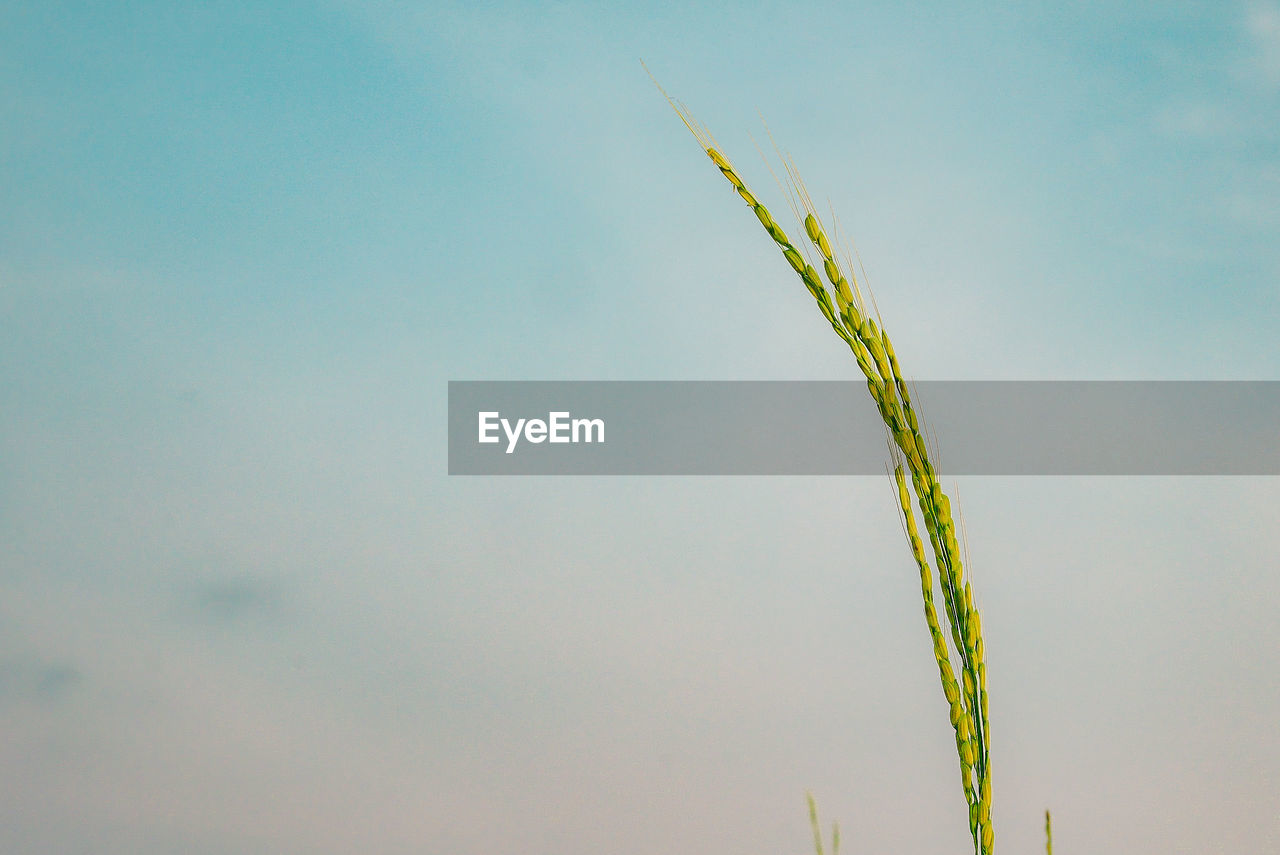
<box><xmin>652</xmin><ymin>77</ymin><xmax>995</xmax><ymax>855</ymax></box>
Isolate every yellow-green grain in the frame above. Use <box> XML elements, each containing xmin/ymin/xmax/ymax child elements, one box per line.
<box><xmin>655</xmin><ymin>80</ymin><xmax>998</xmax><ymax>854</ymax></box>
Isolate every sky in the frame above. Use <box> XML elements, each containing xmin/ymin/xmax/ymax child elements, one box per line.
<box><xmin>1</xmin><ymin>2</ymin><xmax>1278</xmax><ymax>853</ymax></box>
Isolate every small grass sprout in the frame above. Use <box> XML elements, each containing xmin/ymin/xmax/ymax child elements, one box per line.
<box><xmin>807</xmin><ymin>792</ymin><xmax>839</xmax><ymax>855</ymax></box>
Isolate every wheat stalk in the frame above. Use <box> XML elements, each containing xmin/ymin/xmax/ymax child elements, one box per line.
<box><xmin>652</xmin><ymin>75</ymin><xmax>994</xmax><ymax>855</ymax></box>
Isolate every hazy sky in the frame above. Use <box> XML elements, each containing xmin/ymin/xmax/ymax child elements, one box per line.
<box><xmin>2</xmin><ymin>2</ymin><xmax>1278</xmax><ymax>854</ymax></box>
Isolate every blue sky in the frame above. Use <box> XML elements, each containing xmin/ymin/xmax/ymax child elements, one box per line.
<box><xmin>2</xmin><ymin>3</ymin><xmax>1278</xmax><ymax>854</ymax></box>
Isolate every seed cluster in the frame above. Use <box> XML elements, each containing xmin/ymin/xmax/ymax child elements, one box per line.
<box><xmin>682</xmin><ymin>116</ymin><xmax>995</xmax><ymax>855</ymax></box>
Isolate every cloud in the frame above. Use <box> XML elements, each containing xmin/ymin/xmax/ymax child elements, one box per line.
<box><xmin>1152</xmin><ymin>100</ymin><xmax>1237</xmax><ymax>139</ymax></box>
<box><xmin>0</xmin><ymin>658</ymin><xmax>83</xmax><ymax>705</ymax></box>
<box><xmin>190</xmin><ymin>577</ymin><xmax>283</xmax><ymax>623</ymax></box>
<box><xmin>1247</xmin><ymin>3</ymin><xmax>1280</xmax><ymax>85</ymax></box>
